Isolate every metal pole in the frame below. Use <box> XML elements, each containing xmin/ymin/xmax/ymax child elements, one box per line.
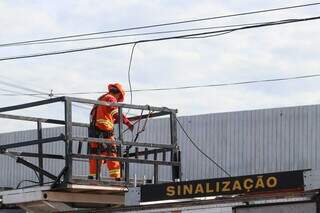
<box><xmin>170</xmin><ymin>112</ymin><xmax>181</xmax><ymax>181</ymax></box>
<box><xmin>154</xmin><ymin>149</ymin><xmax>159</xmax><ymax>184</ymax></box>
<box><xmin>37</xmin><ymin>121</ymin><xmax>44</xmax><ymax>185</ymax></box>
<box><xmin>154</xmin><ymin>164</ymin><xmax>159</xmax><ymax>184</ymax></box>
<box><xmin>64</xmin><ymin>98</ymin><xmax>73</xmax><ymax>184</ymax></box>
<box><xmin>118</xmin><ymin>107</ymin><xmax>124</xmax><ymax>180</ymax></box>
<box><xmin>125</xmin><ymin>147</ymin><xmax>130</xmax><ymax>184</ymax></box>
<box><xmin>125</xmin><ymin>162</ymin><xmax>130</xmax><ymax>184</ymax></box>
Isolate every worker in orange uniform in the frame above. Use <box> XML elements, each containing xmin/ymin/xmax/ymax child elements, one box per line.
<box><xmin>88</xmin><ymin>83</ymin><xmax>134</xmax><ymax>180</ymax></box>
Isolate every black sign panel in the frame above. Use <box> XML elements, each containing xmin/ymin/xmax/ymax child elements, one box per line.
<box><xmin>140</xmin><ymin>170</ymin><xmax>304</xmax><ymax>202</ymax></box>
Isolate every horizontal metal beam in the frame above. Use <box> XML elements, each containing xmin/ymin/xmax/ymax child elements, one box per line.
<box><xmin>0</xmin><ymin>113</ymin><xmax>89</xmax><ymax>128</ymax></box>
<box><xmin>66</xmin><ymin>183</ymin><xmax>128</xmax><ymax>192</ymax></box>
<box><xmin>5</xmin><ymin>151</ymin><xmax>64</xmax><ymax>160</ymax></box>
<box><xmin>123</xmin><ymin>148</ymin><xmax>170</xmax><ymax>158</ymax></box>
<box><xmin>67</xmin><ymin>96</ymin><xmax>177</xmax><ymax>113</ymax></box>
<box><xmin>128</xmin><ymin>111</ymin><xmax>170</xmax><ymax>121</ymax></box>
<box><xmin>44</xmin><ymin>191</ymin><xmax>124</xmax><ymax>205</ymax></box>
<box><xmin>72</xmin><ymin>136</ymin><xmax>175</xmax><ymax>149</ymax></box>
<box><xmin>72</xmin><ymin>154</ymin><xmax>180</xmax><ymax>166</ymax></box>
<box><xmin>121</xmin><ymin>140</ymin><xmax>174</xmax><ymax>149</ymax></box>
<box><xmin>0</xmin><ymin>135</ymin><xmax>64</xmax><ymax>150</ymax></box>
<box><xmin>0</xmin><ymin>97</ymin><xmax>64</xmax><ymax>113</ymax></box>
<box><xmin>16</xmin><ymin>157</ymin><xmax>57</xmax><ymax>180</ymax></box>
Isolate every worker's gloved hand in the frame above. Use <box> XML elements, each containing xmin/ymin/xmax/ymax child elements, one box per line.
<box><xmin>101</xmin><ymin>142</ymin><xmax>109</xmax><ymax>151</ymax></box>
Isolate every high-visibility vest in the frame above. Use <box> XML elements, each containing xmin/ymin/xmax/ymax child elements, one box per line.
<box><xmin>90</xmin><ymin>94</ymin><xmax>118</xmax><ymax>132</ymax></box>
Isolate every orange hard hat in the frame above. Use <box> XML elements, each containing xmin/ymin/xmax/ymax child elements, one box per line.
<box><xmin>108</xmin><ymin>83</ymin><xmax>125</xmax><ymax>102</ymax></box>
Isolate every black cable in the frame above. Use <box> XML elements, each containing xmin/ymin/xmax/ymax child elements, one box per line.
<box><xmin>130</xmin><ymin>73</ymin><xmax>320</xmax><ymax>92</ymax></box>
<box><xmin>0</xmin><ymin>84</ymin><xmax>50</xmax><ymax>101</ymax></box>
<box><xmin>126</xmin><ymin>43</ymin><xmax>137</xmax><ymax>116</ymax></box>
<box><xmin>16</xmin><ymin>181</ymin><xmax>55</xmax><ymax>189</ymax></box>
<box><xmin>176</xmin><ymin>117</ymin><xmax>232</xmax><ymax>177</ymax></box>
<box><xmin>1</xmin><ymin>21</ymin><xmax>271</xmax><ymax>47</ymax></box>
<box><xmin>1</xmin><ymin>16</ymin><xmax>319</xmax><ymax>61</ymax></box>
<box><xmin>0</xmin><ymin>79</ymin><xmax>48</xmax><ymax>96</ymax></box>
<box><xmin>182</xmin><ymin>30</ymin><xmax>235</xmax><ymax>39</ymax></box>
<box><xmin>0</xmin><ymin>78</ymin><xmax>90</xmax><ymax>110</ymax></box>
<box><xmin>0</xmin><ymin>87</ymin><xmax>44</xmax><ymax>98</ymax></box>
<box><xmin>34</xmin><ymin>170</ymin><xmax>40</xmax><ymax>182</ymax></box>
<box><xmin>16</xmin><ymin>180</ymin><xmax>39</xmax><ymax>189</ymax></box>
<box><xmin>2</xmin><ymin>73</ymin><xmax>319</xmax><ymax>96</ymax></box>
<box><xmin>1</xmin><ymin>2</ymin><xmax>319</xmax><ymax>47</ymax></box>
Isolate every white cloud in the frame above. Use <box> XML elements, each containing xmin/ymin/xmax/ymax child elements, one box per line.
<box><xmin>0</xmin><ymin>1</ymin><xmax>320</xmax><ymax>132</ymax></box>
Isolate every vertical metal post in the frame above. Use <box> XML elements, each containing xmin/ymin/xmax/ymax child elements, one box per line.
<box><xmin>170</xmin><ymin>112</ymin><xmax>181</xmax><ymax>181</ymax></box>
<box><xmin>154</xmin><ymin>164</ymin><xmax>159</xmax><ymax>184</ymax></box>
<box><xmin>124</xmin><ymin>161</ymin><xmax>130</xmax><ymax>184</ymax></box>
<box><xmin>37</xmin><ymin>121</ymin><xmax>44</xmax><ymax>186</ymax></box>
<box><xmin>316</xmin><ymin>194</ymin><xmax>320</xmax><ymax>213</ymax></box>
<box><xmin>162</xmin><ymin>149</ymin><xmax>166</xmax><ymax>161</ymax></box>
<box><xmin>153</xmin><ymin>149</ymin><xmax>158</xmax><ymax>161</ymax></box>
<box><xmin>125</xmin><ymin>147</ymin><xmax>130</xmax><ymax>184</ymax></box>
<box><xmin>64</xmin><ymin>98</ymin><xmax>73</xmax><ymax>183</ymax></box>
<box><xmin>154</xmin><ymin>149</ymin><xmax>159</xmax><ymax>184</ymax></box>
<box><xmin>144</xmin><ymin>148</ymin><xmax>148</xmax><ymax>160</ymax></box>
<box><xmin>135</xmin><ymin>147</ymin><xmax>139</xmax><ymax>159</ymax></box>
<box><xmin>118</xmin><ymin>107</ymin><xmax>124</xmax><ymax>180</ymax></box>
<box><xmin>118</xmin><ymin>107</ymin><xmax>123</xmax><ymax>140</ymax></box>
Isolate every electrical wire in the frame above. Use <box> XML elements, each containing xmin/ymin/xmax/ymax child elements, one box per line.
<box><xmin>1</xmin><ymin>2</ymin><xmax>319</xmax><ymax>47</ymax></box>
<box><xmin>16</xmin><ymin>169</ymin><xmax>41</xmax><ymax>189</ymax></box>
<box><xmin>176</xmin><ymin>117</ymin><xmax>231</xmax><ymax>177</ymax></box>
<box><xmin>0</xmin><ymin>21</ymin><xmax>273</xmax><ymax>47</ymax></box>
<box><xmin>182</xmin><ymin>30</ymin><xmax>234</xmax><ymax>39</ymax></box>
<box><xmin>0</xmin><ymin>82</ymin><xmax>52</xmax><ymax>101</ymax></box>
<box><xmin>0</xmin><ymin>16</ymin><xmax>319</xmax><ymax>61</ymax></box>
<box><xmin>0</xmin><ymin>87</ymin><xmax>43</xmax><ymax>99</ymax></box>
<box><xmin>34</xmin><ymin>170</ymin><xmax>40</xmax><ymax>182</ymax></box>
<box><xmin>1</xmin><ymin>73</ymin><xmax>319</xmax><ymax>97</ymax></box>
<box><xmin>0</xmin><ymin>78</ymin><xmax>91</xmax><ymax>110</ymax></box>
<box><xmin>126</xmin><ymin>43</ymin><xmax>137</xmax><ymax>116</ymax></box>
<box><xmin>129</xmin><ymin>73</ymin><xmax>320</xmax><ymax>92</ymax></box>
<box><xmin>0</xmin><ymin>79</ymin><xmax>48</xmax><ymax>96</ymax></box>
<box><xmin>16</xmin><ymin>180</ymin><xmax>39</xmax><ymax>189</ymax></box>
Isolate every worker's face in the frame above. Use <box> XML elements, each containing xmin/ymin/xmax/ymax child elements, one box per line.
<box><xmin>113</xmin><ymin>93</ymin><xmax>121</xmax><ymax>101</ymax></box>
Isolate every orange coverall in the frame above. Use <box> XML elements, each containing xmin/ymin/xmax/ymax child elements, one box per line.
<box><xmin>89</xmin><ymin>94</ymin><xmax>131</xmax><ymax>178</ymax></box>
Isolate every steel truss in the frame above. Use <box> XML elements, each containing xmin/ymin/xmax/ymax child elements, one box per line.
<box><xmin>0</xmin><ymin>96</ymin><xmax>182</xmax><ymax>188</ymax></box>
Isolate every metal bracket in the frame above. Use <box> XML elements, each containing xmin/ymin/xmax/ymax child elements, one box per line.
<box><xmin>51</xmin><ymin>166</ymin><xmax>68</xmax><ymax>188</ymax></box>
<box><xmin>125</xmin><ymin>187</ymin><xmax>141</xmax><ymax>206</ymax></box>
<box><xmin>304</xmin><ymin>170</ymin><xmax>320</xmax><ymax>191</ymax></box>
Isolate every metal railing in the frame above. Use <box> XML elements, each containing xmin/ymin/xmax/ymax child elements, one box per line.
<box><xmin>0</xmin><ymin>96</ymin><xmax>181</xmax><ymax>188</ymax></box>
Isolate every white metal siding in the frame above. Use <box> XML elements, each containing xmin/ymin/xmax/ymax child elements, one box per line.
<box><xmin>1</xmin><ymin>104</ymin><xmax>320</xmax><ymax>187</ymax></box>
<box><xmin>233</xmin><ymin>202</ymin><xmax>316</xmax><ymax>213</ymax></box>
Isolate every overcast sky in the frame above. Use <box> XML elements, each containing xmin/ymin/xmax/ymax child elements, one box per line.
<box><xmin>0</xmin><ymin>0</ymin><xmax>320</xmax><ymax>133</ymax></box>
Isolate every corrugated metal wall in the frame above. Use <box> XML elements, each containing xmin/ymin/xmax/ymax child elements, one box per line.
<box><xmin>1</xmin><ymin>104</ymin><xmax>320</xmax><ymax>188</ymax></box>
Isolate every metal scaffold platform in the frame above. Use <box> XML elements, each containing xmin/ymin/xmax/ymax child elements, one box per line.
<box><xmin>0</xmin><ymin>96</ymin><xmax>181</xmax><ymax>212</ymax></box>
<box><xmin>1</xmin><ymin>97</ymin><xmax>320</xmax><ymax>212</ymax></box>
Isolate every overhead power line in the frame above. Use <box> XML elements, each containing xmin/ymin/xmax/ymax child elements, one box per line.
<box><xmin>0</xmin><ymin>87</ymin><xmax>43</xmax><ymax>100</ymax></box>
<box><xmin>176</xmin><ymin>118</ymin><xmax>231</xmax><ymax>177</ymax></box>
<box><xmin>126</xmin><ymin>43</ymin><xmax>137</xmax><ymax>116</ymax></box>
<box><xmin>0</xmin><ymin>79</ymin><xmax>47</xmax><ymax>95</ymax></box>
<box><xmin>0</xmin><ymin>78</ymin><xmax>91</xmax><ymax>110</ymax></box>
<box><xmin>129</xmin><ymin>73</ymin><xmax>320</xmax><ymax>92</ymax></box>
<box><xmin>0</xmin><ymin>16</ymin><xmax>319</xmax><ymax>61</ymax></box>
<box><xmin>0</xmin><ymin>21</ymin><xmax>276</xmax><ymax>47</ymax></box>
<box><xmin>0</xmin><ymin>73</ymin><xmax>319</xmax><ymax>97</ymax></box>
<box><xmin>0</xmin><ymin>2</ymin><xmax>319</xmax><ymax>47</ymax></box>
